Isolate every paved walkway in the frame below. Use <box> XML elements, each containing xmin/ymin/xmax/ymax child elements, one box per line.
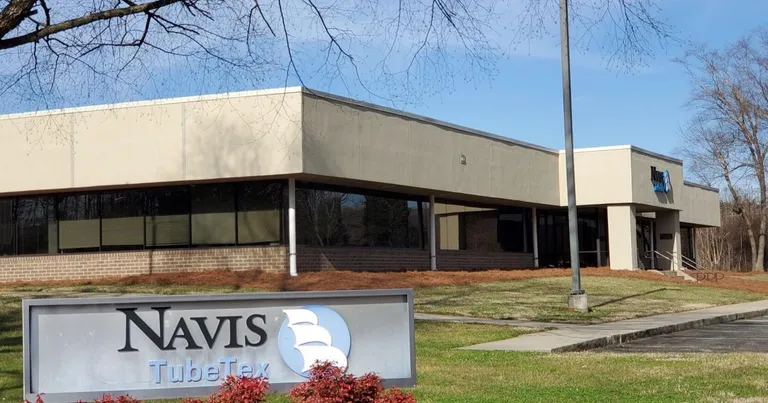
<box><xmin>603</xmin><ymin>315</ymin><xmax>768</xmax><ymax>353</ymax></box>
<box><xmin>460</xmin><ymin>300</ymin><xmax>768</xmax><ymax>353</ymax></box>
<box><xmin>414</xmin><ymin>313</ymin><xmax>585</xmax><ymax>329</ymax></box>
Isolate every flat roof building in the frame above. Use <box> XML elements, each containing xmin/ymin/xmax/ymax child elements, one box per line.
<box><xmin>0</xmin><ymin>87</ymin><xmax>720</xmax><ymax>282</ymax></box>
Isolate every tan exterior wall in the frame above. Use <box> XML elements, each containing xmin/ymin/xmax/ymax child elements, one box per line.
<box><xmin>0</xmin><ymin>246</ymin><xmax>287</xmax><ymax>283</ymax></box>
<box><xmin>0</xmin><ymin>90</ymin><xmax>303</xmax><ymax>196</ymax></box>
<box><xmin>559</xmin><ymin>148</ymin><xmax>634</xmax><ymax>206</ymax></box>
<box><xmin>680</xmin><ymin>183</ymin><xmax>721</xmax><ymax>227</ymax></box>
<box><xmin>301</xmin><ymin>95</ymin><xmax>561</xmax><ymax>206</ymax></box>
<box><xmin>0</xmin><ymin>114</ymin><xmax>73</xmax><ymax>193</ymax></box>
<box><xmin>629</xmin><ymin>150</ymin><xmax>684</xmax><ymax>209</ymax></box>
<box><xmin>607</xmin><ymin>205</ymin><xmax>638</xmax><ymax>270</ymax></box>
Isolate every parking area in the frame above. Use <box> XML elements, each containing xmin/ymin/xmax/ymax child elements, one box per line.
<box><xmin>604</xmin><ymin>316</ymin><xmax>768</xmax><ymax>353</ymax></box>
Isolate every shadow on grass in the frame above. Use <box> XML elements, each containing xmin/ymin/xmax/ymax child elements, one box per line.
<box><xmin>591</xmin><ymin>288</ymin><xmax>672</xmax><ymax>309</ymax></box>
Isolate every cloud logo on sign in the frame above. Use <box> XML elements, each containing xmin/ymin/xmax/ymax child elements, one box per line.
<box><xmin>277</xmin><ymin>305</ymin><xmax>351</xmax><ymax>377</ymax></box>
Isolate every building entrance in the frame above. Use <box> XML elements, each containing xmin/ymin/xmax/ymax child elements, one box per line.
<box><xmin>537</xmin><ymin>208</ymin><xmax>608</xmax><ymax>268</ymax></box>
<box><xmin>636</xmin><ymin>218</ymin><xmax>654</xmax><ymax>269</ymax></box>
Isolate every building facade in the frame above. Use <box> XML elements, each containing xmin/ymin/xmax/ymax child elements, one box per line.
<box><xmin>0</xmin><ymin>87</ymin><xmax>720</xmax><ymax>282</ymax></box>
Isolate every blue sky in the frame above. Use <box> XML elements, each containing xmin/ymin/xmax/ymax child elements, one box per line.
<box><xmin>309</xmin><ymin>0</ymin><xmax>766</xmax><ymax>156</ymax></box>
<box><xmin>2</xmin><ymin>1</ymin><xmax>766</xmax><ymax>159</ymax></box>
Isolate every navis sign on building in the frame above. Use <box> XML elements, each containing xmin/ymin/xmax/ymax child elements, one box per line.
<box><xmin>651</xmin><ymin>166</ymin><xmax>672</xmax><ymax>193</ymax></box>
<box><xmin>23</xmin><ymin>290</ymin><xmax>415</xmax><ymax>403</ymax></box>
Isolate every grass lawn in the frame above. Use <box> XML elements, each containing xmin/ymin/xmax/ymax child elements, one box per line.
<box><xmin>415</xmin><ymin>276</ymin><xmax>765</xmax><ymax>323</ymax></box>
<box><xmin>3</xmin><ymin>291</ymin><xmax>768</xmax><ymax>402</ymax></box>
<box><xmin>4</xmin><ymin>274</ymin><xmax>765</xmax><ymax>325</ymax></box>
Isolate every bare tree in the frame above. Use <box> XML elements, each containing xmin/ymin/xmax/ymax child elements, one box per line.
<box><xmin>678</xmin><ymin>29</ymin><xmax>768</xmax><ymax>272</ymax></box>
<box><xmin>0</xmin><ymin>0</ymin><xmax>675</xmax><ymax>112</ymax></box>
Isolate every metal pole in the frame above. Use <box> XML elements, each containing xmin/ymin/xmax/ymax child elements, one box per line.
<box><xmin>532</xmin><ymin>207</ymin><xmax>539</xmax><ymax>268</ymax></box>
<box><xmin>560</xmin><ymin>0</ymin><xmax>587</xmax><ymax>310</ymax></box>
<box><xmin>288</xmin><ymin>178</ymin><xmax>297</xmax><ymax>277</ymax></box>
<box><xmin>429</xmin><ymin>195</ymin><xmax>437</xmax><ymax>271</ymax></box>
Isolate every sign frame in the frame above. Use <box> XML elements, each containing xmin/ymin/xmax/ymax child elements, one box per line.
<box><xmin>22</xmin><ymin>289</ymin><xmax>416</xmax><ymax>402</ymax></box>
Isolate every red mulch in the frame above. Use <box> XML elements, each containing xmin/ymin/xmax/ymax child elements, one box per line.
<box><xmin>5</xmin><ymin>267</ymin><xmax>768</xmax><ymax>294</ymax></box>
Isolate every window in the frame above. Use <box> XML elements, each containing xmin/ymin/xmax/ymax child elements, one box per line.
<box><xmin>145</xmin><ymin>187</ymin><xmax>190</xmax><ymax>247</ymax></box>
<box><xmin>436</xmin><ymin>202</ymin><xmax>531</xmax><ymax>253</ymax></box>
<box><xmin>191</xmin><ymin>184</ymin><xmax>236</xmax><ymax>246</ymax></box>
<box><xmin>498</xmin><ymin>209</ymin><xmax>529</xmax><ymax>253</ymax></box>
<box><xmin>17</xmin><ymin>197</ymin><xmax>57</xmax><ymax>254</ymax></box>
<box><xmin>296</xmin><ymin>184</ymin><xmax>424</xmax><ymax>248</ymax></box>
<box><xmin>0</xmin><ymin>199</ymin><xmax>14</xmax><ymax>255</ymax></box>
<box><xmin>0</xmin><ymin>180</ymin><xmax>289</xmax><ymax>256</ymax></box>
<box><xmin>237</xmin><ymin>182</ymin><xmax>282</xmax><ymax>244</ymax></box>
<box><xmin>58</xmin><ymin>194</ymin><xmax>99</xmax><ymax>252</ymax></box>
<box><xmin>101</xmin><ymin>190</ymin><xmax>145</xmax><ymax>250</ymax></box>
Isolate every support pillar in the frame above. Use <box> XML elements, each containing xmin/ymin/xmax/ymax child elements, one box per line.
<box><xmin>429</xmin><ymin>195</ymin><xmax>437</xmax><ymax>271</ymax></box>
<box><xmin>650</xmin><ymin>221</ymin><xmax>656</xmax><ymax>269</ymax></box>
<box><xmin>288</xmin><ymin>178</ymin><xmax>297</xmax><ymax>277</ymax></box>
<box><xmin>532</xmin><ymin>207</ymin><xmax>539</xmax><ymax>268</ymax></box>
<box><xmin>607</xmin><ymin>205</ymin><xmax>638</xmax><ymax>270</ymax></box>
<box><xmin>655</xmin><ymin>210</ymin><xmax>681</xmax><ymax>271</ymax></box>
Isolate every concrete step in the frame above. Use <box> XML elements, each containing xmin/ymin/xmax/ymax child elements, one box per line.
<box><xmin>659</xmin><ymin>269</ymin><xmax>697</xmax><ymax>282</ymax></box>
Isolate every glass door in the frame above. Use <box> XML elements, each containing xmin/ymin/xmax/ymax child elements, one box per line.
<box><xmin>636</xmin><ymin>219</ymin><xmax>653</xmax><ymax>269</ymax></box>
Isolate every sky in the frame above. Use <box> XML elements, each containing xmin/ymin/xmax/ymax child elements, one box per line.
<box><xmin>2</xmin><ymin>0</ymin><xmax>766</xmax><ymax>161</ymax></box>
<box><xmin>304</xmin><ymin>0</ymin><xmax>766</xmax><ymax>157</ymax></box>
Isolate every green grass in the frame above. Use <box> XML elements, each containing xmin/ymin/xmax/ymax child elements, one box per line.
<box><xmin>415</xmin><ymin>276</ymin><xmax>765</xmax><ymax>324</ymax></box>
<box><xmin>412</xmin><ymin>322</ymin><xmax>768</xmax><ymax>402</ymax></box>
<box><xmin>2</xmin><ymin>293</ymin><xmax>768</xmax><ymax>402</ymax></box>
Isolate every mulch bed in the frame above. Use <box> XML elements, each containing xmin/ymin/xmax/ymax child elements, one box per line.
<box><xmin>5</xmin><ymin>267</ymin><xmax>768</xmax><ymax>294</ymax></box>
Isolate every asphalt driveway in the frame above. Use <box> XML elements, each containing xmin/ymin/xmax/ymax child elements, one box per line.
<box><xmin>604</xmin><ymin>316</ymin><xmax>768</xmax><ymax>353</ymax></box>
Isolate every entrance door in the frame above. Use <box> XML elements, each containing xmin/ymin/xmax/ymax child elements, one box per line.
<box><xmin>636</xmin><ymin>219</ymin><xmax>654</xmax><ymax>269</ymax></box>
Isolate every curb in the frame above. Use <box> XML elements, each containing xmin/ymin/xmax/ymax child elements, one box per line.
<box><xmin>552</xmin><ymin>308</ymin><xmax>768</xmax><ymax>353</ymax></box>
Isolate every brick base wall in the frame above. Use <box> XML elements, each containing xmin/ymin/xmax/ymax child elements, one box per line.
<box><xmin>297</xmin><ymin>246</ymin><xmax>534</xmax><ymax>272</ymax></box>
<box><xmin>436</xmin><ymin>250</ymin><xmax>534</xmax><ymax>270</ymax></box>
<box><xmin>297</xmin><ymin>247</ymin><xmax>431</xmax><ymax>271</ymax></box>
<box><xmin>0</xmin><ymin>246</ymin><xmax>287</xmax><ymax>283</ymax></box>
<box><xmin>0</xmin><ymin>245</ymin><xmax>535</xmax><ymax>282</ymax></box>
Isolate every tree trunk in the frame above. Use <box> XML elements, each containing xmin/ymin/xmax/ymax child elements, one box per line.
<box><xmin>745</xmin><ymin>219</ymin><xmax>761</xmax><ymax>271</ymax></box>
<box><xmin>757</xmin><ymin>232</ymin><xmax>766</xmax><ymax>271</ymax></box>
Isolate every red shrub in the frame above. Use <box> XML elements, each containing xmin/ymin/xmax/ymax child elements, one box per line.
<box><xmin>288</xmin><ymin>362</ymin><xmax>415</xmax><ymax>403</ymax></box>
<box><xmin>207</xmin><ymin>375</ymin><xmax>269</xmax><ymax>403</ymax></box>
<box><xmin>376</xmin><ymin>389</ymin><xmax>417</xmax><ymax>403</ymax></box>
<box><xmin>89</xmin><ymin>396</ymin><xmax>141</xmax><ymax>403</ymax></box>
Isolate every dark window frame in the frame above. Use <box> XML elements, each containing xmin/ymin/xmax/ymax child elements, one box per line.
<box><xmin>0</xmin><ymin>179</ymin><xmax>287</xmax><ymax>257</ymax></box>
<box><xmin>295</xmin><ymin>182</ymin><xmax>427</xmax><ymax>249</ymax></box>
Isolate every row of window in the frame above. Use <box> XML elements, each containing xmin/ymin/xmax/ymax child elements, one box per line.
<box><xmin>0</xmin><ymin>182</ymin><xmax>283</xmax><ymax>255</ymax></box>
<box><xmin>434</xmin><ymin>202</ymin><xmax>532</xmax><ymax>253</ymax></box>
<box><xmin>294</xmin><ymin>183</ymin><xmax>428</xmax><ymax>249</ymax></box>
<box><xmin>0</xmin><ymin>180</ymin><xmax>538</xmax><ymax>256</ymax></box>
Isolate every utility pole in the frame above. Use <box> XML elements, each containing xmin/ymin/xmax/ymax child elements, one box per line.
<box><xmin>559</xmin><ymin>0</ymin><xmax>588</xmax><ymax>312</ymax></box>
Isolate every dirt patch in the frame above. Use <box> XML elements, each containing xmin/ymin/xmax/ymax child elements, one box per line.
<box><xmin>4</xmin><ymin>267</ymin><xmax>768</xmax><ymax>294</ymax></box>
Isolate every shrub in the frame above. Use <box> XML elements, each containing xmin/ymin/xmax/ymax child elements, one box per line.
<box><xmin>207</xmin><ymin>375</ymin><xmax>269</xmax><ymax>403</ymax></box>
<box><xmin>288</xmin><ymin>362</ymin><xmax>416</xmax><ymax>403</ymax></box>
<box><xmin>86</xmin><ymin>396</ymin><xmax>142</xmax><ymax>403</ymax></box>
<box><xmin>24</xmin><ymin>365</ymin><xmax>409</xmax><ymax>403</ymax></box>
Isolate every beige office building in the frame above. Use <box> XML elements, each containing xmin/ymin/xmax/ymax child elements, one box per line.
<box><xmin>0</xmin><ymin>87</ymin><xmax>720</xmax><ymax>282</ymax></box>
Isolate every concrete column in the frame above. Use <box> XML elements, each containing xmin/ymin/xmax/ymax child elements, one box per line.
<box><xmin>532</xmin><ymin>207</ymin><xmax>539</xmax><ymax>268</ymax></box>
<box><xmin>288</xmin><ymin>178</ymin><xmax>297</xmax><ymax>277</ymax></box>
<box><xmin>429</xmin><ymin>195</ymin><xmax>437</xmax><ymax>271</ymax></box>
<box><xmin>607</xmin><ymin>205</ymin><xmax>638</xmax><ymax>270</ymax></box>
<box><xmin>650</xmin><ymin>221</ymin><xmax>655</xmax><ymax>269</ymax></box>
<box><xmin>655</xmin><ymin>210</ymin><xmax>681</xmax><ymax>271</ymax></box>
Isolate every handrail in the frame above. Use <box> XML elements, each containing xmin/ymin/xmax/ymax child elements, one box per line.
<box><xmin>644</xmin><ymin>250</ymin><xmax>723</xmax><ymax>282</ymax></box>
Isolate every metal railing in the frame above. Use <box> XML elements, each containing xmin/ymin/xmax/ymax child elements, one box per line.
<box><xmin>644</xmin><ymin>250</ymin><xmax>723</xmax><ymax>282</ymax></box>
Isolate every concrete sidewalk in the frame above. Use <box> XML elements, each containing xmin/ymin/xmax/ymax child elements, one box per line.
<box><xmin>461</xmin><ymin>299</ymin><xmax>768</xmax><ymax>353</ymax></box>
<box><xmin>414</xmin><ymin>312</ymin><xmax>585</xmax><ymax>330</ymax></box>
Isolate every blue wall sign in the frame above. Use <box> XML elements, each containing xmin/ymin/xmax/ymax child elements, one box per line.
<box><xmin>651</xmin><ymin>166</ymin><xmax>671</xmax><ymax>193</ymax></box>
